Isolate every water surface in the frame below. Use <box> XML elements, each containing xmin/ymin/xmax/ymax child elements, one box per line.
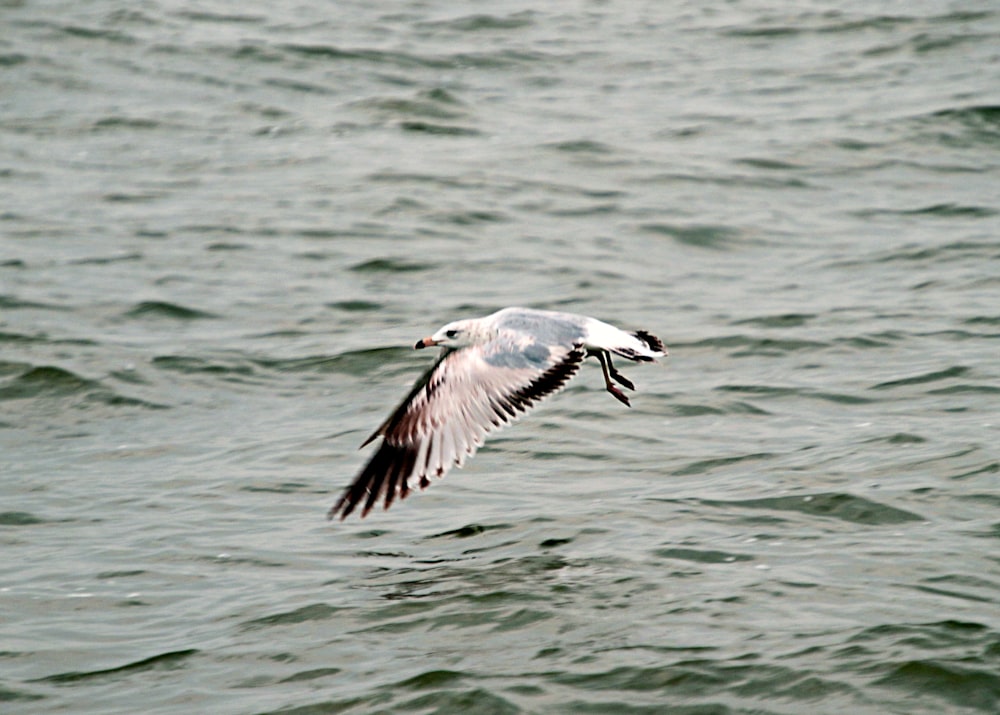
<box><xmin>2</xmin><ymin>1</ymin><xmax>998</xmax><ymax>713</ymax></box>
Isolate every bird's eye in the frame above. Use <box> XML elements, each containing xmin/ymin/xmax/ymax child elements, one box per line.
<box><xmin>445</xmin><ymin>329</ymin><xmax>459</xmax><ymax>339</ymax></box>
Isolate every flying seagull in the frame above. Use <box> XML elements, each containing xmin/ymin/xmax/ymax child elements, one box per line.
<box><xmin>328</xmin><ymin>307</ymin><xmax>666</xmax><ymax>520</ymax></box>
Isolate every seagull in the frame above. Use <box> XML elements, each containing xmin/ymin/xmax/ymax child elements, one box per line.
<box><xmin>328</xmin><ymin>307</ymin><xmax>667</xmax><ymax>520</ymax></box>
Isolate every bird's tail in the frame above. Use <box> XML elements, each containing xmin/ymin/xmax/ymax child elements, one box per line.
<box><xmin>606</xmin><ymin>330</ymin><xmax>667</xmax><ymax>362</ymax></box>
<box><xmin>632</xmin><ymin>330</ymin><xmax>666</xmax><ymax>356</ymax></box>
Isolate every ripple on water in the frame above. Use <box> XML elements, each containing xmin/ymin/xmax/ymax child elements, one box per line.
<box><xmin>0</xmin><ymin>511</ymin><xmax>47</xmax><ymax>526</ymax></box>
<box><xmin>699</xmin><ymin>492</ymin><xmax>925</xmax><ymax>526</ymax></box>
<box><xmin>239</xmin><ymin>603</ymin><xmax>344</xmax><ymax>632</ymax></box>
<box><xmin>29</xmin><ymin>649</ymin><xmax>199</xmax><ymax>684</ymax></box>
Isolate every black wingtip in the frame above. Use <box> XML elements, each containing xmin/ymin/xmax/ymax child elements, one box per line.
<box><xmin>326</xmin><ymin>499</ymin><xmax>348</xmax><ymax>521</ymax></box>
<box><xmin>328</xmin><ymin>438</ymin><xmax>422</xmax><ymax>521</ymax></box>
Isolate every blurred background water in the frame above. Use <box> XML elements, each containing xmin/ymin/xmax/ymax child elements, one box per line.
<box><xmin>2</xmin><ymin>1</ymin><xmax>999</xmax><ymax>713</ymax></box>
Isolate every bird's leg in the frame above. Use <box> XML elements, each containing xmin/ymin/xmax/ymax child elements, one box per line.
<box><xmin>604</xmin><ymin>353</ymin><xmax>635</xmax><ymax>390</ymax></box>
<box><xmin>594</xmin><ymin>350</ymin><xmax>631</xmax><ymax>406</ymax></box>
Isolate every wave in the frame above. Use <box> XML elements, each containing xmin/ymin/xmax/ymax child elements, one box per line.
<box><xmin>124</xmin><ymin>301</ymin><xmax>217</xmax><ymax>320</ymax></box>
<box><xmin>31</xmin><ymin>649</ymin><xmax>198</xmax><ymax>684</ymax></box>
<box><xmin>0</xmin><ymin>365</ymin><xmax>164</xmax><ymax>410</ymax></box>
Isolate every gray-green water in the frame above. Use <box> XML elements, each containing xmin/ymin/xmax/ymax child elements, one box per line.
<box><xmin>2</xmin><ymin>1</ymin><xmax>999</xmax><ymax>713</ymax></box>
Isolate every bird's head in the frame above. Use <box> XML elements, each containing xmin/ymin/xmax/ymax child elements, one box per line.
<box><xmin>414</xmin><ymin>319</ymin><xmax>491</xmax><ymax>350</ymax></box>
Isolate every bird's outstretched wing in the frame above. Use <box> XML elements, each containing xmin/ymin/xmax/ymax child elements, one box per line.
<box><xmin>328</xmin><ymin>337</ymin><xmax>585</xmax><ymax>520</ymax></box>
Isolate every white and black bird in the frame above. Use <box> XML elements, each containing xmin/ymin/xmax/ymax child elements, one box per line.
<box><xmin>329</xmin><ymin>307</ymin><xmax>667</xmax><ymax>520</ymax></box>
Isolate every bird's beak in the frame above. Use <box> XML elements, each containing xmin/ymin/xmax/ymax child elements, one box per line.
<box><xmin>414</xmin><ymin>336</ymin><xmax>438</xmax><ymax>350</ymax></box>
